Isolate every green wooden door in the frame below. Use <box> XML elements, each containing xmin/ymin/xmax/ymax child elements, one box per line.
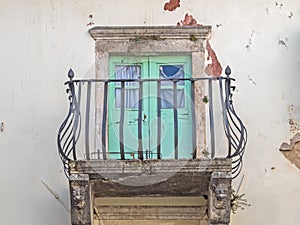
<box><xmin>108</xmin><ymin>55</ymin><xmax>193</xmax><ymax>159</ymax></box>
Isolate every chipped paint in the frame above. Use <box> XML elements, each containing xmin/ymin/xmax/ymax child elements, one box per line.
<box><xmin>247</xmin><ymin>75</ymin><xmax>257</xmax><ymax>85</ymax></box>
<box><xmin>288</xmin><ymin>104</ymin><xmax>300</xmax><ymax>134</ymax></box>
<box><xmin>245</xmin><ymin>31</ymin><xmax>255</xmax><ymax>51</ymax></box>
<box><xmin>164</xmin><ymin>0</ymin><xmax>180</xmax><ymax>11</ymax></box>
<box><xmin>275</xmin><ymin>2</ymin><xmax>283</xmax><ymax>9</ymax></box>
<box><xmin>278</xmin><ymin>38</ymin><xmax>288</xmax><ymax>49</ymax></box>
<box><xmin>266</xmin><ymin>7</ymin><xmax>270</xmax><ymax>15</ymax></box>
<box><xmin>289</xmin><ymin>119</ymin><xmax>300</xmax><ymax>134</ymax></box>
<box><xmin>205</xmin><ymin>41</ymin><xmax>222</xmax><ymax>77</ymax></box>
<box><xmin>87</xmin><ymin>14</ymin><xmax>94</xmax><ymax>26</ymax></box>
<box><xmin>0</xmin><ymin>122</ymin><xmax>4</xmax><ymax>132</ymax></box>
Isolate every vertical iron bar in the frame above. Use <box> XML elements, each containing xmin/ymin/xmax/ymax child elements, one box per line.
<box><xmin>119</xmin><ymin>81</ymin><xmax>125</xmax><ymax>160</ymax></box>
<box><xmin>173</xmin><ymin>81</ymin><xmax>178</xmax><ymax>159</ymax></box>
<box><xmin>191</xmin><ymin>80</ymin><xmax>197</xmax><ymax>159</ymax></box>
<box><xmin>138</xmin><ymin>80</ymin><xmax>143</xmax><ymax>160</ymax></box>
<box><xmin>219</xmin><ymin>78</ymin><xmax>231</xmax><ymax>157</ymax></box>
<box><xmin>85</xmin><ymin>82</ymin><xmax>91</xmax><ymax>160</ymax></box>
<box><xmin>157</xmin><ymin>81</ymin><xmax>161</xmax><ymax>159</ymax></box>
<box><xmin>72</xmin><ymin>82</ymin><xmax>81</xmax><ymax>161</ymax></box>
<box><xmin>208</xmin><ymin>79</ymin><xmax>215</xmax><ymax>158</ymax></box>
<box><xmin>224</xmin><ymin>77</ymin><xmax>232</xmax><ymax>157</ymax></box>
<box><xmin>101</xmin><ymin>82</ymin><xmax>108</xmax><ymax>160</ymax></box>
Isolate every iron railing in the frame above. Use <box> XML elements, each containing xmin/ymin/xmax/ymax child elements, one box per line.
<box><xmin>57</xmin><ymin>66</ymin><xmax>247</xmax><ymax>178</ymax></box>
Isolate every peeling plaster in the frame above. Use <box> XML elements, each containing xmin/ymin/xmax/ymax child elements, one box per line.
<box><xmin>176</xmin><ymin>13</ymin><xmax>222</xmax><ymax>76</ymax></box>
<box><xmin>177</xmin><ymin>13</ymin><xmax>202</xmax><ymax>26</ymax></box>
<box><xmin>280</xmin><ymin>133</ymin><xmax>300</xmax><ymax>170</ymax></box>
<box><xmin>164</xmin><ymin>0</ymin><xmax>180</xmax><ymax>11</ymax></box>
<box><xmin>205</xmin><ymin>41</ymin><xmax>222</xmax><ymax>77</ymax></box>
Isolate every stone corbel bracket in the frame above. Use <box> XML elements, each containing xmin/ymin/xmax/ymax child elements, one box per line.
<box><xmin>69</xmin><ymin>174</ymin><xmax>91</xmax><ymax>225</ymax></box>
<box><xmin>208</xmin><ymin>172</ymin><xmax>232</xmax><ymax>224</ymax></box>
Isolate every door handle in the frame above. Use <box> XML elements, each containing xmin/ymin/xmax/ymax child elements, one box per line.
<box><xmin>135</xmin><ymin>114</ymin><xmax>147</xmax><ymax>122</ymax></box>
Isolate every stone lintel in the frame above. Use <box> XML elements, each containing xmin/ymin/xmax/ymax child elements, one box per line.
<box><xmin>89</xmin><ymin>26</ymin><xmax>212</xmax><ymax>41</ymax></box>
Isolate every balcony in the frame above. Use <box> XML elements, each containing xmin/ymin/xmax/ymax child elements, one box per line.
<box><xmin>57</xmin><ymin>66</ymin><xmax>246</xmax><ymax>225</ymax></box>
<box><xmin>57</xmin><ymin>25</ymin><xmax>247</xmax><ymax>225</ymax></box>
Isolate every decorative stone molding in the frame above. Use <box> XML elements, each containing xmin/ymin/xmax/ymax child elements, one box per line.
<box><xmin>89</xmin><ymin>26</ymin><xmax>211</xmax><ymax>41</ymax></box>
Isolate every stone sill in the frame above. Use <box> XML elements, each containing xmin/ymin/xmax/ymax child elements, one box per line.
<box><xmin>69</xmin><ymin>158</ymin><xmax>232</xmax><ymax>175</ymax></box>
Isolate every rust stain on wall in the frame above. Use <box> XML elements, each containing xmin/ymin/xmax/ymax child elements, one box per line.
<box><xmin>177</xmin><ymin>13</ymin><xmax>202</xmax><ymax>26</ymax></box>
<box><xmin>205</xmin><ymin>41</ymin><xmax>222</xmax><ymax>76</ymax></box>
<box><xmin>164</xmin><ymin>0</ymin><xmax>181</xmax><ymax>11</ymax></box>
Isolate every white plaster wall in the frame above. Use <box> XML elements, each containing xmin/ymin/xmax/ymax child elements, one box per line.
<box><xmin>0</xmin><ymin>0</ymin><xmax>299</xmax><ymax>225</ymax></box>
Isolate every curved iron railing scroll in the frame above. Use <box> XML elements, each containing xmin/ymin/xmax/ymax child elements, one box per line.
<box><xmin>220</xmin><ymin>66</ymin><xmax>247</xmax><ymax>178</ymax></box>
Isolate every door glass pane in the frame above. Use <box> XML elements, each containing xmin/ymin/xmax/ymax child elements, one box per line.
<box><xmin>159</xmin><ymin>64</ymin><xmax>185</xmax><ymax>109</ymax></box>
<box><xmin>115</xmin><ymin>65</ymin><xmax>140</xmax><ymax>86</ymax></box>
<box><xmin>115</xmin><ymin>88</ymin><xmax>139</xmax><ymax>109</ymax></box>
<box><xmin>159</xmin><ymin>65</ymin><xmax>184</xmax><ymax>86</ymax></box>
<box><xmin>161</xmin><ymin>89</ymin><xmax>185</xmax><ymax>109</ymax></box>
<box><xmin>115</xmin><ymin>65</ymin><xmax>141</xmax><ymax>109</ymax></box>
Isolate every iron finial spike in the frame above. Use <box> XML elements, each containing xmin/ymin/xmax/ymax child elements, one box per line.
<box><xmin>225</xmin><ymin>66</ymin><xmax>231</xmax><ymax>76</ymax></box>
<box><xmin>68</xmin><ymin>68</ymin><xmax>74</xmax><ymax>80</ymax></box>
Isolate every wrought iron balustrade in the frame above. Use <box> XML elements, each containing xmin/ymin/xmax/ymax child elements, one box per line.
<box><xmin>57</xmin><ymin>66</ymin><xmax>247</xmax><ymax>178</ymax></box>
